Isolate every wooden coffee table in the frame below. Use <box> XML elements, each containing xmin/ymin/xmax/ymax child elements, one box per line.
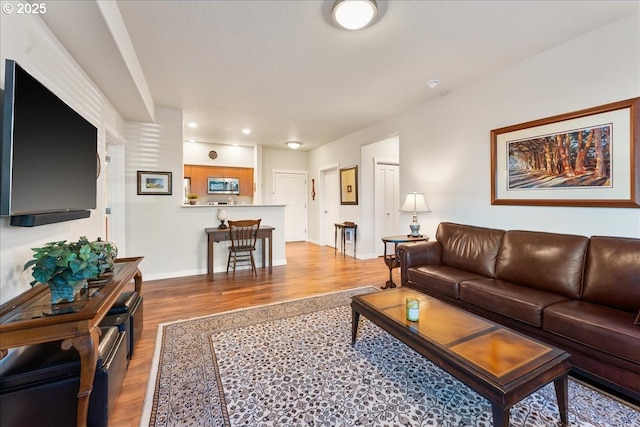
<box><xmin>351</xmin><ymin>288</ymin><xmax>570</xmax><ymax>427</ymax></box>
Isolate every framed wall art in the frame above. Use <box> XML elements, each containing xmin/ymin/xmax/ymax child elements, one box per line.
<box><xmin>137</xmin><ymin>171</ymin><xmax>173</xmax><ymax>195</ymax></box>
<box><xmin>491</xmin><ymin>97</ymin><xmax>639</xmax><ymax>207</ymax></box>
<box><xmin>340</xmin><ymin>165</ymin><xmax>358</xmax><ymax>205</ymax></box>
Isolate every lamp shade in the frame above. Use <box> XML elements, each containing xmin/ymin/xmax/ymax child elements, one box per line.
<box><xmin>331</xmin><ymin>0</ymin><xmax>377</xmax><ymax>30</ymax></box>
<box><xmin>400</xmin><ymin>192</ymin><xmax>430</xmax><ymax>213</ymax></box>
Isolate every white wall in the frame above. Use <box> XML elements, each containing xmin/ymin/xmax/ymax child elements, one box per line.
<box><xmin>125</xmin><ymin>107</ymin><xmax>187</xmax><ymax>277</ymax></box>
<box><xmin>184</xmin><ymin>141</ymin><xmax>254</xmax><ymax>167</ymax></box>
<box><xmin>0</xmin><ymin>13</ymin><xmax>123</xmax><ymax>303</ymax></box>
<box><xmin>308</xmin><ymin>13</ymin><xmax>640</xmax><ymax>258</ymax></box>
<box><xmin>261</xmin><ymin>148</ymin><xmax>309</xmax><ymax>203</ymax></box>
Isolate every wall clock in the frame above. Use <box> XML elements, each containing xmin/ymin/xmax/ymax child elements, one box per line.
<box><xmin>208</xmin><ymin>150</ymin><xmax>218</xmax><ymax>160</ymax></box>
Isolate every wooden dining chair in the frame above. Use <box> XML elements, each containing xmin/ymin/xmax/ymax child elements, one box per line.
<box><xmin>226</xmin><ymin>219</ymin><xmax>261</xmax><ymax>277</ymax></box>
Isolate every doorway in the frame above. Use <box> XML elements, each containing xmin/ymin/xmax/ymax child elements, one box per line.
<box><xmin>321</xmin><ymin>166</ymin><xmax>340</xmax><ymax>247</ymax></box>
<box><xmin>374</xmin><ymin>160</ymin><xmax>400</xmax><ymax>256</ymax></box>
<box><xmin>273</xmin><ymin>170</ymin><xmax>308</xmax><ymax>242</ymax></box>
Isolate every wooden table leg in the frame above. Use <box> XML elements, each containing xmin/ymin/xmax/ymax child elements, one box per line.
<box><xmin>554</xmin><ymin>374</ymin><xmax>569</xmax><ymax>426</ymax></box>
<box><xmin>491</xmin><ymin>404</ymin><xmax>510</xmax><ymax>427</ymax></box>
<box><xmin>62</xmin><ymin>328</ymin><xmax>101</xmax><ymax>427</ymax></box>
<box><xmin>383</xmin><ymin>261</ymin><xmax>395</xmax><ymax>289</ymax></box>
<box><xmin>261</xmin><ymin>236</ymin><xmax>266</xmax><ymax>269</ymax></box>
<box><xmin>353</xmin><ymin>226</ymin><xmax>357</xmax><ymax>258</ymax></box>
<box><xmin>133</xmin><ymin>269</ymin><xmax>143</xmax><ymax>293</ymax></box>
<box><xmin>342</xmin><ymin>227</ymin><xmax>346</xmax><ymax>257</ymax></box>
<box><xmin>268</xmin><ymin>232</ymin><xmax>273</xmax><ymax>273</ymax></box>
<box><xmin>381</xmin><ymin>242</ymin><xmax>398</xmax><ymax>289</ymax></box>
<box><xmin>207</xmin><ymin>233</ymin><xmax>214</xmax><ymax>281</ymax></box>
<box><xmin>334</xmin><ymin>225</ymin><xmax>338</xmax><ymax>256</ymax></box>
<box><xmin>351</xmin><ymin>307</ymin><xmax>360</xmax><ymax>344</ymax></box>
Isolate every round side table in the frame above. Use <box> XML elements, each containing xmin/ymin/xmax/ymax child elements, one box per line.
<box><xmin>381</xmin><ymin>235</ymin><xmax>429</xmax><ymax>289</ymax></box>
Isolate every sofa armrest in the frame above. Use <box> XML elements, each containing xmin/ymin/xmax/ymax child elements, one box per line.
<box><xmin>397</xmin><ymin>241</ymin><xmax>442</xmax><ymax>285</ymax></box>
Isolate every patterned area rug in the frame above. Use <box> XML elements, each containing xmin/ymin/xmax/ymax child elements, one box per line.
<box><xmin>140</xmin><ymin>287</ymin><xmax>639</xmax><ymax>426</ymax></box>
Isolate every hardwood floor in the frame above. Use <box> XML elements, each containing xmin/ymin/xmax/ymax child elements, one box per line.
<box><xmin>109</xmin><ymin>242</ymin><xmax>390</xmax><ymax>426</ymax></box>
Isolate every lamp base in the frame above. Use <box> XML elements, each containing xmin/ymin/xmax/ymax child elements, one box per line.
<box><xmin>408</xmin><ymin>222</ymin><xmax>421</xmax><ymax>237</ymax></box>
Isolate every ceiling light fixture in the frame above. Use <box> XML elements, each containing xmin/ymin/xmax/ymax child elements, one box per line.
<box><xmin>242</xmin><ymin>128</ymin><xmax>251</xmax><ymax>135</ymax></box>
<box><xmin>331</xmin><ymin>0</ymin><xmax>377</xmax><ymax>30</ymax></box>
<box><xmin>287</xmin><ymin>141</ymin><xmax>301</xmax><ymax>149</ymax></box>
<box><xmin>187</xmin><ymin>122</ymin><xmax>198</xmax><ymax>128</ymax></box>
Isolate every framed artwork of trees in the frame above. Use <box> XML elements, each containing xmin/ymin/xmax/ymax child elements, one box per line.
<box><xmin>491</xmin><ymin>97</ymin><xmax>639</xmax><ymax>207</ymax></box>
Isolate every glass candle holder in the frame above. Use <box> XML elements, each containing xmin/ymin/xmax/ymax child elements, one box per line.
<box><xmin>406</xmin><ymin>297</ymin><xmax>419</xmax><ymax>321</ymax></box>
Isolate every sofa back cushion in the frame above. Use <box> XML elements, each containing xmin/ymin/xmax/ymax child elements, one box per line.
<box><xmin>495</xmin><ymin>230</ymin><xmax>588</xmax><ymax>299</ymax></box>
<box><xmin>436</xmin><ymin>222</ymin><xmax>505</xmax><ymax>278</ymax></box>
<box><xmin>582</xmin><ymin>236</ymin><xmax>640</xmax><ymax>312</ymax></box>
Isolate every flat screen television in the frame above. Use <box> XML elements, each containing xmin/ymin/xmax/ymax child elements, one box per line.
<box><xmin>1</xmin><ymin>59</ymin><xmax>97</xmax><ymax>226</ymax></box>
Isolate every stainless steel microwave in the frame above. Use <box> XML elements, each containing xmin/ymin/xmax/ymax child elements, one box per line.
<box><xmin>207</xmin><ymin>177</ymin><xmax>240</xmax><ymax>194</ymax></box>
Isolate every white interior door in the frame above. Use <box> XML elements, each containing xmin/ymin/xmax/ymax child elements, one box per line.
<box><xmin>322</xmin><ymin>168</ymin><xmax>339</xmax><ymax>247</ymax></box>
<box><xmin>374</xmin><ymin>162</ymin><xmax>400</xmax><ymax>256</ymax></box>
<box><xmin>273</xmin><ymin>171</ymin><xmax>307</xmax><ymax>242</ymax></box>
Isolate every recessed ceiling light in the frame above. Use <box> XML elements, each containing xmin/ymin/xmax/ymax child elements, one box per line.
<box><xmin>426</xmin><ymin>80</ymin><xmax>440</xmax><ymax>89</ymax></box>
<box><xmin>332</xmin><ymin>0</ymin><xmax>377</xmax><ymax>30</ymax></box>
<box><xmin>188</xmin><ymin>122</ymin><xmax>198</xmax><ymax>128</ymax></box>
<box><xmin>287</xmin><ymin>141</ymin><xmax>302</xmax><ymax>149</ymax></box>
<box><xmin>242</xmin><ymin>128</ymin><xmax>251</xmax><ymax>135</ymax></box>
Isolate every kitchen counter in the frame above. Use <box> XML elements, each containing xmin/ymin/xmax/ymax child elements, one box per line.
<box><xmin>182</xmin><ymin>203</ymin><xmax>285</xmax><ymax>207</ymax></box>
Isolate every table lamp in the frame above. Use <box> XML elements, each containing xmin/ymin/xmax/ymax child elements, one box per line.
<box><xmin>400</xmin><ymin>192</ymin><xmax>430</xmax><ymax>237</ymax></box>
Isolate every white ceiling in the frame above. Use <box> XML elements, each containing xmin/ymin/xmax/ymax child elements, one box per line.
<box><xmin>39</xmin><ymin>1</ymin><xmax>639</xmax><ymax>151</ymax></box>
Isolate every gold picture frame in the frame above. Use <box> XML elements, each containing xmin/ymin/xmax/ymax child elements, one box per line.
<box><xmin>340</xmin><ymin>166</ymin><xmax>358</xmax><ymax>205</ymax></box>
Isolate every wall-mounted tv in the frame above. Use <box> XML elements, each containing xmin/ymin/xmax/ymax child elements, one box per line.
<box><xmin>1</xmin><ymin>59</ymin><xmax>97</xmax><ymax>226</ymax></box>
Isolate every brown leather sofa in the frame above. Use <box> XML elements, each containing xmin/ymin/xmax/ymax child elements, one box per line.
<box><xmin>397</xmin><ymin>222</ymin><xmax>640</xmax><ymax>402</ymax></box>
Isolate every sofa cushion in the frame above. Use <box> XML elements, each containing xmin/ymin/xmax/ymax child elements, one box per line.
<box><xmin>436</xmin><ymin>222</ymin><xmax>505</xmax><ymax>278</ymax></box>
<box><xmin>544</xmin><ymin>300</ymin><xmax>640</xmax><ymax>366</ymax></box>
<box><xmin>460</xmin><ymin>279</ymin><xmax>569</xmax><ymax>327</ymax></box>
<box><xmin>495</xmin><ymin>230</ymin><xmax>588</xmax><ymax>299</ymax></box>
<box><xmin>407</xmin><ymin>265</ymin><xmax>488</xmax><ymax>299</ymax></box>
<box><xmin>582</xmin><ymin>236</ymin><xmax>640</xmax><ymax>313</ymax></box>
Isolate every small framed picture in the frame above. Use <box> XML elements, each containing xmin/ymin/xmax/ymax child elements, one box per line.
<box><xmin>340</xmin><ymin>166</ymin><xmax>358</xmax><ymax>205</ymax></box>
<box><xmin>137</xmin><ymin>171</ymin><xmax>172</xmax><ymax>195</ymax></box>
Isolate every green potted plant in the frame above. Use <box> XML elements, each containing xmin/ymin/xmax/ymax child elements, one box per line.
<box><xmin>24</xmin><ymin>236</ymin><xmax>117</xmax><ymax>304</ymax></box>
<box><xmin>186</xmin><ymin>193</ymin><xmax>200</xmax><ymax>205</ymax></box>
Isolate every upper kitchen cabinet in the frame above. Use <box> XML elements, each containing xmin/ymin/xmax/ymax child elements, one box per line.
<box><xmin>184</xmin><ymin>165</ymin><xmax>254</xmax><ymax>197</ymax></box>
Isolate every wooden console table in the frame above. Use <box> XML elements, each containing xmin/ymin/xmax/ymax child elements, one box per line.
<box><xmin>206</xmin><ymin>225</ymin><xmax>274</xmax><ymax>280</ymax></box>
<box><xmin>334</xmin><ymin>222</ymin><xmax>357</xmax><ymax>258</ymax></box>
<box><xmin>0</xmin><ymin>257</ymin><xmax>143</xmax><ymax>427</ymax></box>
